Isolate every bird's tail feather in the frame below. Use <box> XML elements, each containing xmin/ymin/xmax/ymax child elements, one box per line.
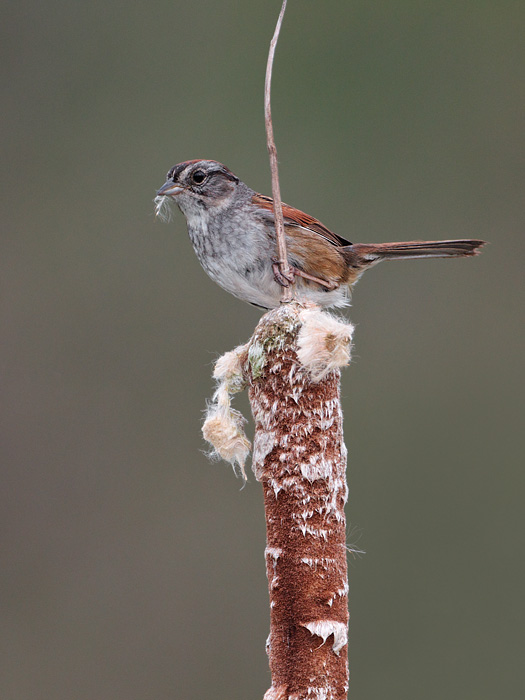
<box><xmin>343</xmin><ymin>239</ymin><xmax>485</xmax><ymax>267</ymax></box>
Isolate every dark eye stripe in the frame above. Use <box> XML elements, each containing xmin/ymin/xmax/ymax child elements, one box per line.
<box><xmin>166</xmin><ymin>159</ymin><xmax>203</xmax><ymax>182</ymax></box>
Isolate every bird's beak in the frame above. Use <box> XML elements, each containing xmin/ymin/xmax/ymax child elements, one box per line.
<box><xmin>156</xmin><ymin>181</ymin><xmax>185</xmax><ymax>197</ymax></box>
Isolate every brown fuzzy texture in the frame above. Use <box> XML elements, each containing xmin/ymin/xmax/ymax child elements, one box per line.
<box><xmin>246</xmin><ymin>306</ymin><xmax>349</xmax><ymax>700</ymax></box>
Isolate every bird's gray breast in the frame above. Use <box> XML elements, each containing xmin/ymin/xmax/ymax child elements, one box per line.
<box><xmin>186</xmin><ymin>207</ymin><xmax>277</xmax><ymax>305</ymax></box>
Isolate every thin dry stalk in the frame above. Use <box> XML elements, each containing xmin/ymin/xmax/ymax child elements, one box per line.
<box><xmin>264</xmin><ymin>0</ymin><xmax>293</xmax><ymax>303</ymax></box>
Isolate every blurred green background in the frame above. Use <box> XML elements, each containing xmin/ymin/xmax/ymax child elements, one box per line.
<box><xmin>2</xmin><ymin>1</ymin><xmax>524</xmax><ymax>698</ymax></box>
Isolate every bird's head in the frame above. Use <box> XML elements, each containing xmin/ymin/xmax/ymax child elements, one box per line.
<box><xmin>155</xmin><ymin>159</ymin><xmax>241</xmax><ymax>221</ymax></box>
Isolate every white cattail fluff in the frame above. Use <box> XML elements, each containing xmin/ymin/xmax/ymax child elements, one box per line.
<box><xmin>202</xmin><ymin>344</ymin><xmax>250</xmax><ymax>479</ymax></box>
<box><xmin>153</xmin><ymin>195</ymin><xmax>173</xmax><ymax>223</ymax></box>
<box><xmin>296</xmin><ymin>307</ymin><xmax>354</xmax><ymax>381</ymax></box>
<box><xmin>302</xmin><ymin>620</ymin><xmax>349</xmax><ymax>655</ymax></box>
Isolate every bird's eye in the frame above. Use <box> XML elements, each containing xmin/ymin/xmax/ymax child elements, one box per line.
<box><xmin>191</xmin><ymin>170</ymin><xmax>207</xmax><ymax>185</ymax></box>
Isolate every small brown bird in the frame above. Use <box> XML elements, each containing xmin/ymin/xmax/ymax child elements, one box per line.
<box><xmin>155</xmin><ymin>159</ymin><xmax>485</xmax><ymax>309</ymax></box>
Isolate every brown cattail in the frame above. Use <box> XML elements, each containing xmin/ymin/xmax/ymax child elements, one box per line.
<box><xmin>204</xmin><ymin>302</ymin><xmax>354</xmax><ymax>700</ymax></box>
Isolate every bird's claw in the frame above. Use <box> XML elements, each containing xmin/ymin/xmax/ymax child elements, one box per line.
<box><xmin>272</xmin><ymin>258</ymin><xmax>295</xmax><ymax>287</ymax></box>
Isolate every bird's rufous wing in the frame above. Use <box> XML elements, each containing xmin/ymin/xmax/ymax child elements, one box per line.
<box><xmin>252</xmin><ymin>193</ymin><xmax>352</xmax><ymax>247</ymax></box>
<box><xmin>251</xmin><ymin>193</ymin><xmax>352</xmax><ymax>285</ymax></box>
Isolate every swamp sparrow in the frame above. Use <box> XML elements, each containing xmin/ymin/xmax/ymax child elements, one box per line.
<box><xmin>155</xmin><ymin>159</ymin><xmax>485</xmax><ymax>309</ymax></box>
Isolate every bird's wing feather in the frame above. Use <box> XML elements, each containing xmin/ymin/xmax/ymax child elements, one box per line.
<box><xmin>252</xmin><ymin>193</ymin><xmax>352</xmax><ymax>247</ymax></box>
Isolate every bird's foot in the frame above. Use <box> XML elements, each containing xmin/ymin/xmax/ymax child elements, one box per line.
<box><xmin>271</xmin><ymin>258</ymin><xmax>295</xmax><ymax>287</ymax></box>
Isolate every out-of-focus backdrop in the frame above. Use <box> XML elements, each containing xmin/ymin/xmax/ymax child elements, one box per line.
<box><xmin>2</xmin><ymin>2</ymin><xmax>524</xmax><ymax>698</ymax></box>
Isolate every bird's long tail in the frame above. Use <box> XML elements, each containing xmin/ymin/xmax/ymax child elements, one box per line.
<box><xmin>343</xmin><ymin>239</ymin><xmax>485</xmax><ymax>269</ymax></box>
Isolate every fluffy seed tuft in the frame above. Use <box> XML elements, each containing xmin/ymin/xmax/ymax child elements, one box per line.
<box><xmin>297</xmin><ymin>307</ymin><xmax>354</xmax><ymax>381</ymax></box>
<box><xmin>202</xmin><ymin>406</ymin><xmax>251</xmax><ymax>480</ymax></box>
<box><xmin>153</xmin><ymin>195</ymin><xmax>174</xmax><ymax>223</ymax></box>
<box><xmin>202</xmin><ymin>343</ymin><xmax>250</xmax><ymax>479</ymax></box>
